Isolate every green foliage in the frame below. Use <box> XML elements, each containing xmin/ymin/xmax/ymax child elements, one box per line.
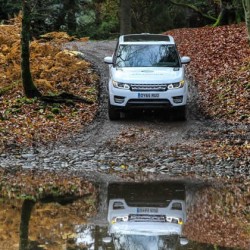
<box><xmin>76</xmin><ymin>0</ymin><xmax>119</xmax><ymax>39</ymax></box>
<box><xmin>16</xmin><ymin>97</ymin><xmax>37</xmax><ymax>105</ymax></box>
<box><xmin>51</xmin><ymin>107</ymin><xmax>60</xmax><ymax>114</ymax></box>
<box><xmin>0</xmin><ymin>82</ymin><xmax>18</xmax><ymax>96</ymax></box>
<box><xmin>0</xmin><ymin>0</ymin><xmax>246</xmax><ymax>39</ymax></box>
<box><xmin>0</xmin><ymin>0</ymin><xmax>21</xmax><ymax>20</ymax></box>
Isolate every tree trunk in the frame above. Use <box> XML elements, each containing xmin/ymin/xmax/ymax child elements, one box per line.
<box><xmin>214</xmin><ymin>0</ymin><xmax>241</xmax><ymax>26</ymax></box>
<box><xmin>54</xmin><ymin>0</ymin><xmax>68</xmax><ymax>30</ymax></box>
<box><xmin>213</xmin><ymin>8</ymin><xmax>224</xmax><ymax>27</ymax></box>
<box><xmin>21</xmin><ymin>0</ymin><xmax>41</xmax><ymax>98</ymax></box>
<box><xmin>169</xmin><ymin>0</ymin><xmax>217</xmax><ymax>22</ymax></box>
<box><xmin>54</xmin><ymin>0</ymin><xmax>77</xmax><ymax>35</ymax></box>
<box><xmin>242</xmin><ymin>0</ymin><xmax>250</xmax><ymax>43</ymax></box>
<box><xmin>19</xmin><ymin>199</ymin><xmax>35</xmax><ymax>250</ymax></box>
<box><xmin>120</xmin><ymin>0</ymin><xmax>131</xmax><ymax>35</ymax></box>
<box><xmin>67</xmin><ymin>0</ymin><xmax>77</xmax><ymax>35</ymax></box>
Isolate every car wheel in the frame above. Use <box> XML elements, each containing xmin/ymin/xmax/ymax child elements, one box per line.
<box><xmin>173</xmin><ymin>105</ymin><xmax>187</xmax><ymax>121</ymax></box>
<box><xmin>108</xmin><ymin>102</ymin><xmax>120</xmax><ymax>120</ymax></box>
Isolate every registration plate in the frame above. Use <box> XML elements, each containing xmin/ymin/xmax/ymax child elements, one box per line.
<box><xmin>137</xmin><ymin>208</ymin><xmax>158</xmax><ymax>213</ymax></box>
<box><xmin>138</xmin><ymin>93</ymin><xmax>160</xmax><ymax>98</ymax></box>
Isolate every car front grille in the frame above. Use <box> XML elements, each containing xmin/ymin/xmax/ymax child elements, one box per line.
<box><xmin>129</xmin><ymin>214</ymin><xmax>166</xmax><ymax>222</ymax></box>
<box><xmin>130</xmin><ymin>84</ymin><xmax>168</xmax><ymax>92</ymax></box>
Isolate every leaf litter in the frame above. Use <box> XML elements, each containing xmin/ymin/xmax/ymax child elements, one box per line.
<box><xmin>167</xmin><ymin>23</ymin><xmax>250</xmax><ymax>123</ymax></box>
<box><xmin>0</xmin><ymin>14</ymin><xmax>99</xmax><ymax>154</ymax></box>
<box><xmin>0</xmin><ymin>15</ymin><xmax>98</xmax><ymax>208</ymax></box>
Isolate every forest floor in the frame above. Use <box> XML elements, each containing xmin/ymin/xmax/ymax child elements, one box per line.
<box><xmin>0</xmin><ymin>22</ymin><xmax>249</xmax><ymax>154</ymax></box>
<box><xmin>0</xmin><ymin>19</ymin><xmax>249</xmax><ymax>249</ymax></box>
<box><xmin>0</xmin><ymin>19</ymin><xmax>249</xmax><ymax>150</ymax></box>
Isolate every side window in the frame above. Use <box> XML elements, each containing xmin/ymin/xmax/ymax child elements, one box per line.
<box><xmin>115</xmin><ymin>45</ymin><xmax>125</xmax><ymax>67</ymax></box>
<box><xmin>113</xmin><ymin>39</ymin><xmax>119</xmax><ymax>65</ymax></box>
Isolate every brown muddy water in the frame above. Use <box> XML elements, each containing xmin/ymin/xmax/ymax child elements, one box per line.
<box><xmin>0</xmin><ymin>180</ymin><xmax>249</xmax><ymax>250</ymax></box>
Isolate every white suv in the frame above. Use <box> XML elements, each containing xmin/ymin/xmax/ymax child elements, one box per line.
<box><xmin>104</xmin><ymin>34</ymin><xmax>190</xmax><ymax>120</ymax></box>
<box><xmin>108</xmin><ymin>198</ymin><xmax>186</xmax><ymax>235</ymax></box>
<box><xmin>106</xmin><ymin>198</ymin><xmax>188</xmax><ymax>249</ymax></box>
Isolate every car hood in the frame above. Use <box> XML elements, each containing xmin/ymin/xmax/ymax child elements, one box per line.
<box><xmin>112</xmin><ymin>67</ymin><xmax>183</xmax><ymax>84</ymax></box>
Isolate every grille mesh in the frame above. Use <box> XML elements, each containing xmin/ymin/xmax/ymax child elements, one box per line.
<box><xmin>130</xmin><ymin>84</ymin><xmax>168</xmax><ymax>92</ymax></box>
<box><xmin>129</xmin><ymin>214</ymin><xmax>166</xmax><ymax>222</ymax></box>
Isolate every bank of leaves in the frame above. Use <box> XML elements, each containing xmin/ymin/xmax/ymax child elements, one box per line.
<box><xmin>167</xmin><ymin>23</ymin><xmax>250</xmax><ymax>123</ymax></box>
<box><xmin>184</xmin><ymin>181</ymin><xmax>250</xmax><ymax>249</ymax></box>
<box><xmin>0</xmin><ymin>15</ymin><xmax>98</xmax><ymax>153</ymax></box>
<box><xmin>0</xmin><ymin>168</ymin><xmax>96</xmax><ymax>201</ymax></box>
<box><xmin>0</xmin><ymin>197</ymin><xmax>97</xmax><ymax>249</ymax></box>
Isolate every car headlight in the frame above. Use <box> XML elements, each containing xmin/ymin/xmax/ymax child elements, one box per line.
<box><xmin>166</xmin><ymin>216</ymin><xmax>183</xmax><ymax>224</ymax></box>
<box><xmin>112</xmin><ymin>80</ymin><xmax>130</xmax><ymax>90</ymax></box>
<box><xmin>111</xmin><ymin>216</ymin><xmax>129</xmax><ymax>224</ymax></box>
<box><xmin>168</xmin><ymin>80</ymin><xmax>185</xmax><ymax>90</ymax></box>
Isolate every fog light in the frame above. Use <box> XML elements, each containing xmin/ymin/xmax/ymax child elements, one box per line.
<box><xmin>114</xmin><ymin>96</ymin><xmax>125</xmax><ymax>104</ymax></box>
<box><xmin>173</xmin><ymin>96</ymin><xmax>183</xmax><ymax>103</ymax></box>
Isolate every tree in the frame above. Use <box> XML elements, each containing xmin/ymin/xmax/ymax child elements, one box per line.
<box><xmin>169</xmin><ymin>0</ymin><xmax>244</xmax><ymax>27</ymax></box>
<box><xmin>120</xmin><ymin>0</ymin><xmax>131</xmax><ymax>34</ymax></box>
<box><xmin>67</xmin><ymin>0</ymin><xmax>78</xmax><ymax>35</ymax></box>
<box><xmin>242</xmin><ymin>0</ymin><xmax>250</xmax><ymax>42</ymax></box>
<box><xmin>212</xmin><ymin>0</ymin><xmax>243</xmax><ymax>26</ymax></box>
<box><xmin>54</xmin><ymin>0</ymin><xmax>78</xmax><ymax>35</ymax></box>
<box><xmin>169</xmin><ymin>0</ymin><xmax>217</xmax><ymax>23</ymax></box>
<box><xmin>19</xmin><ymin>199</ymin><xmax>35</xmax><ymax>250</ymax></box>
<box><xmin>21</xmin><ymin>1</ymin><xmax>94</xmax><ymax>103</ymax></box>
<box><xmin>0</xmin><ymin>0</ymin><xmax>21</xmax><ymax>20</ymax></box>
<box><xmin>21</xmin><ymin>0</ymin><xmax>41</xmax><ymax>98</ymax></box>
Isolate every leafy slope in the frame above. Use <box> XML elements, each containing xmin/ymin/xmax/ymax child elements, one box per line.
<box><xmin>0</xmin><ymin>16</ymin><xmax>98</xmax><ymax>153</ymax></box>
<box><xmin>184</xmin><ymin>182</ymin><xmax>250</xmax><ymax>250</ymax></box>
<box><xmin>167</xmin><ymin>23</ymin><xmax>250</xmax><ymax>123</ymax></box>
<box><xmin>0</xmin><ymin>168</ymin><xmax>96</xmax><ymax>200</ymax></box>
<box><xmin>1</xmin><ymin>21</ymin><xmax>249</xmax><ymax>154</ymax></box>
<box><xmin>0</xmin><ymin>197</ymin><xmax>97</xmax><ymax>250</ymax></box>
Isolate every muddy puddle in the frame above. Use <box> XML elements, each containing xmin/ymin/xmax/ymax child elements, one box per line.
<box><xmin>0</xmin><ymin>180</ymin><xmax>249</xmax><ymax>250</ymax></box>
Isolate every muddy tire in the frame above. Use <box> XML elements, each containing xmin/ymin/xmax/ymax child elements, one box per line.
<box><xmin>108</xmin><ymin>102</ymin><xmax>120</xmax><ymax>120</ymax></box>
<box><xmin>173</xmin><ymin>105</ymin><xmax>187</xmax><ymax>121</ymax></box>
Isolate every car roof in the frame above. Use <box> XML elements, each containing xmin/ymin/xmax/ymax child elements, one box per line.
<box><xmin>119</xmin><ymin>34</ymin><xmax>175</xmax><ymax>44</ymax></box>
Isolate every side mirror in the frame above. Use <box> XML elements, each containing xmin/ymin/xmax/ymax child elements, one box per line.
<box><xmin>181</xmin><ymin>56</ymin><xmax>191</xmax><ymax>64</ymax></box>
<box><xmin>104</xmin><ymin>56</ymin><xmax>113</xmax><ymax>64</ymax></box>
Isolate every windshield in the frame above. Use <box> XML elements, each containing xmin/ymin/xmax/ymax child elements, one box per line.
<box><xmin>115</xmin><ymin>44</ymin><xmax>180</xmax><ymax>68</ymax></box>
<box><xmin>113</xmin><ymin>234</ymin><xmax>179</xmax><ymax>250</ymax></box>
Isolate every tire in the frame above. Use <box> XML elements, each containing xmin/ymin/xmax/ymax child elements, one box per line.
<box><xmin>108</xmin><ymin>102</ymin><xmax>120</xmax><ymax>120</ymax></box>
<box><xmin>173</xmin><ymin>105</ymin><xmax>187</xmax><ymax>121</ymax></box>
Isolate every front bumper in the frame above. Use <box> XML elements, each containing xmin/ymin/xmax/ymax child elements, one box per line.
<box><xmin>109</xmin><ymin>86</ymin><xmax>188</xmax><ymax>109</ymax></box>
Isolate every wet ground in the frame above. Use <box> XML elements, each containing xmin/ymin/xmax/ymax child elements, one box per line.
<box><xmin>0</xmin><ymin>41</ymin><xmax>249</xmax><ymax>249</ymax></box>
<box><xmin>0</xmin><ymin>181</ymin><xmax>249</xmax><ymax>249</ymax></box>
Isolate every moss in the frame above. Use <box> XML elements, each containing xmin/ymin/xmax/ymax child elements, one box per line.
<box><xmin>51</xmin><ymin>107</ymin><xmax>60</xmax><ymax>114</ymax></box>
<box><xmin>0</xmin><ymin>82</ymin><xmax>18</xmax><ymax>95</ymax></box>
<box><xmin>46</xmin><ymin>114</ymin><xmax>55</xmax><ymax>120</ymax></box>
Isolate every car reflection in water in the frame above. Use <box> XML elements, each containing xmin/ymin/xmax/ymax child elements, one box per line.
<box><xmin>105</xmin><ymin>182</ymin><xmax>188</xmax><ymax>250</ymax></box>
